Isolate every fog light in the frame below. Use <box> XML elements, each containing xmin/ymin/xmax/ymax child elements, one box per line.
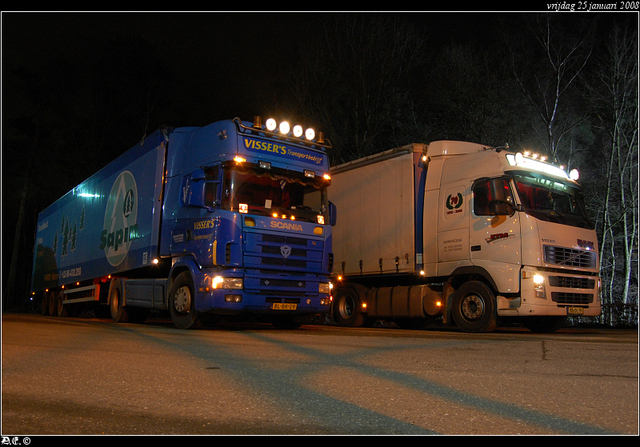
<box><xmin>225</xmin><ymin>294</ymin><xmax>242</xmax><ymax>303</ymax></box>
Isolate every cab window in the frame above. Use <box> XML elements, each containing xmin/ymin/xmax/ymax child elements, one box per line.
<box><xmin>473</xmin><ymin>178</ymin><xmax>514</xmax><ymax>216</ymax></box>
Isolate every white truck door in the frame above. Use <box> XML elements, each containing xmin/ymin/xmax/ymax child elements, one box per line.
<box><xmin>469</xmin><ymin>177</ymin><xmax>521</xmax><ymax>293</ymax></box>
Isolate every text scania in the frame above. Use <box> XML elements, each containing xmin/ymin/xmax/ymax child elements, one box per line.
<box><xmin>270</xmin><ymin>221</ymin><xmax>303</xmax><ymax>231</ymax></box>
<box><xmin>100</xmin><ymin>224</ymin><xmax>140</xmax><ymax>251</ymax></box>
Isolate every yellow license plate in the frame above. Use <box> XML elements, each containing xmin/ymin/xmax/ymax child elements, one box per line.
<box><xmin>567</xmin><ymin>306</ymin><xmax>584</xmax><ymax>315</ymax></box>
<box><xmin>272</xmin><ymin>303</ymin><xmax>297</xmax><ymax>311</ymax></box>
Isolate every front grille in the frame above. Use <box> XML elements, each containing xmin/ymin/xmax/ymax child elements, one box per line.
<box><xmin>244</xmin><ymin>230</ymin><xmax>324</xmax><ymax>272</ymax></box>
<box><xmin>261</xmin><ymin>257</ymin><xmax>307</xmax><ymax>268</ymax></box>
<box><xmin>261</xmin><ymin>233</ymin><xmax>307</xmax><ymax>246</ymax></box>
<box><xmin>260</xmin><ymin>278</ymin><xmax>306</xmax><ymax>288</ymax></box>
<box><xmin>261</xmin><ymin>245</ymin><xmax>308</xmax><ymax>257</ymax></box>
<box><xmin>551</xmin><ymin>292</ymin><xmax>594</xmax><ymax>305</ymax></box>
<box><xmin>548</xmin><ymin>276</ymin><xmax>595</xmax><ymax>289</ymax></box>
<box><xmin>544</xmin><ymin>245</ymin><xmax>597</xmax><ymax>268</ymax></box>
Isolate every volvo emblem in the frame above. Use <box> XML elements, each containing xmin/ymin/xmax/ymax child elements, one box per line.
<box><xmin>280</xmin><ymin>245</ymin><xmax>291</xmax><ymax>258</ymax></box>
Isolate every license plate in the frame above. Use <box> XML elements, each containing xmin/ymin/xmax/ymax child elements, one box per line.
<box><xmin>272</xmin><ymin>303</ymin><xmax>297</xmax><ymax>311</ymax></box>
<box><xmin>567</xmin><ymin>306</ymin><xmax>584</xmax><ymax>315</ymax></box>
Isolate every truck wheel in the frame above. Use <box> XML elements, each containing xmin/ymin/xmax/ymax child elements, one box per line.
<box><xmin>41</xmin><ymin>291</ymin><xmax>51</xmax><ymax>316</ymax></box>
<box><xmin>451</xmin><ymin>281</ymin><xmax>497</xmax><ymax>332</ymax></box>
<box><xmin>169</xmin><ymin>272</ymin><xmax>202</xmax><ymax>329</ymax></box>
<box><xmin>55</xmin><ymin>291</ymin><xmax>67</xmax><ymax>317</ymax></box>
<box><xmin>109</xmin><ymin>280</ymin><xmax>129</xmax><ymax>323</ymax></box>
<box><xmin>333</xmin><ymin>286</ymin><xmax>364</xmax><ymax>327</ymax></box>
<box><xmin>48</xmin><ymin>290</ymin><xmax>56</xmax><ymax>317</ymax></box>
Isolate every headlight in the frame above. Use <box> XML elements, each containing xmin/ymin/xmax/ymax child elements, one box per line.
<box><xmin>533</xmin><ymin>274</ymin><xmax>544</xmax><ymax>286</ymax></box>
<box><xmin>533</xmin><ymin>274</ymin><xmax>545</xmax><ymax>298</ymax></box>
<box><xmin>213</xmin><ymin>277</ymin><xmax>243</xmax><ymax>290</ymax></box>
<box><xmin>319</xmin><ymin>283</ymin><xmax>331</xmax><ymax>294</ymax></box>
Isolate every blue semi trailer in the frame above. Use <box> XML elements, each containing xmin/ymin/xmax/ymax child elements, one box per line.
<box><xmin>31</xmin><ymin>117</ymin><xmax>335</xmax><ymax>329</ymax></box>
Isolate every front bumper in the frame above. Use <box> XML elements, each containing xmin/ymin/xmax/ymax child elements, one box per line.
<box><xmin>497</xmin><ymin>266</ymin><xmax>601</xmax><ymax>317</ymax></box>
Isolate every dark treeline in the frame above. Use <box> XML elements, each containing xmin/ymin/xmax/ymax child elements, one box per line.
<box><xmin>3</xmin><ymin>12</ymin><xmax>637</xmax><ymax>326</ymax></box>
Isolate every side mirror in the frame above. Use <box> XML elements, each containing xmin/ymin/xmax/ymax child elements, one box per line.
<box><xmin>489</xmin><ymin>199</ymin><xmax>515</xmax><ymax>216</ymax></box>
<box><xmin>181</xmin><ymin>169</ymin><xmax>207</xmax><ymax>208</ymax></box>
<box><xmin>190</xmin><ymin>168</ymin><xmax>206</xmax><ymax>182</ymax></box>
<box><xmin>329</xmin><ymin>201</ymin><xmax>337</xmax><ymax>226</ymax></box>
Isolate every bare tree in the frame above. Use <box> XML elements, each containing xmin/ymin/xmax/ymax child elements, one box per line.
<box><xmin>588</xmin><ymin>22</ymin><xmax>638</xmax><ymax>325</ymax></box>
<box><xmin>421</xmin><ymin>41</ymin><xmax>531</xmax><ymax>147</ymax></box>
<box><xmin>509</xmin><ymin>14</ymin><xmax>593</xmax><ymax>161</ymax></box>
<box><xmin>286</xmin><ymin>14</ymin><xmax>428</xmax><ymax>163</ymax></box>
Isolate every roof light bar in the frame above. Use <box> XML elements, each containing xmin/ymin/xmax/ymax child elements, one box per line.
<box><xmin>507</xmin><ymin>152</ymin><xmax>579</xmax><ymax>181</ymax></box>
<box><xmin>233</xmin><ymin>116</ymin><xmax>331</xmax><ymax>149</ymax></box>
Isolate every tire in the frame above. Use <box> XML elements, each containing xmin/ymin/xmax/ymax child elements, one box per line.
<box><xmin>451</xmin><ymin>281</ymin><xmax>497</xmax><ymax>333</ymax></box>
<box><xmin>108</xmin><ymin>279</ymin><xmax>148</xmax><ymax>324</ymax></box>
<box><xmin>168</xmin><ymin>271</ymin><xmax>201</xmax><ymax>329</ymax></box>
<box><xmin>41</xmin><ymin>291</ymin><xmax>51</xmax><ymax>316</ymax></box>
<box><xmin>48</xmin><ymin>290</ymin><xmax>56</xmax><ymax>317</ymax></box>
<box><xmin>109</xmin><ymin>279</ymin><xmax>129</xmax><ymax>323</ymax></box>
<box><xmin>333</xmin><ymin>286</ymin><xmax>364</xmax><ymax>327</ymax></box>
<box><xmin>55</xmin><ymin>290</ymin><xmax>67</xmax><ymax>317</ymax></box>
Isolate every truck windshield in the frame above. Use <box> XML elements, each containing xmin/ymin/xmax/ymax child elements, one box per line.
<box><xmin>221</xmin><ymin>165</ymin><xmax>329</xmax><ymax>224</ymax></box>
<box><xmin>512</xmin><ymin>172</ymin><xmax>593</xmax><ymax>229</ymax></box>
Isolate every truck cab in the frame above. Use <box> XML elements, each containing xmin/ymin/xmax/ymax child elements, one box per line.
<box><xmin>427</xmin><ymin>142</ymin><xmax>600</xmax><ymax>331</ymax></box>
<box><xmin>330</xmin><ymin>141</ymin><xmax>600</xmax><ymax>332</ymax></box>
<box><xmin>155</xmin><ymin>117</ymin><xmax>335</xmax><ymax>328</ymax></box>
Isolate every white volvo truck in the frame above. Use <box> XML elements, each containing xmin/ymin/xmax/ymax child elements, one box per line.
<box><xmin>329</xmin><ymin>141</ymin><xmax>600</xmax><ymax>332</ymax></box>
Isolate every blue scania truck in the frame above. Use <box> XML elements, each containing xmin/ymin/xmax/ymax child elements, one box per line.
<box><xmin>31</xmin><ymin>116</ymin><xmax>335</xmax><ymax>329</ymax></box>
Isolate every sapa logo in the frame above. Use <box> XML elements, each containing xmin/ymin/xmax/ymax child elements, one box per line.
<box><xmin>100</xmin><ymin>171</ymin><xmax>139</xmax><ymax>266</ymax></box>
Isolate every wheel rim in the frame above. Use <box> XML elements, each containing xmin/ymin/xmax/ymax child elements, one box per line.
<box><xmin>460</xmin><ymin>293</ymin><xmax>484</xmax><ymax>321</ymax></box>
<box><xmin>338</xmin><ymin>295</ymin><xmax>355</xmax><ymax>319</ymax></box>
<box><xmin>173</xmin><ymin>286</ymin><xmax>191</xmax><ymax>313</ymax></box>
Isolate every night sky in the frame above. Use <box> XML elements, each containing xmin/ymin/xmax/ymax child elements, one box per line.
<box><xmin>2</xmin><ymin>11</ymin><xmax>506</xmax><ymax>125</ymax></box>
<box><xmin>3</xmin><ymin>12</ymin><xmax>321</xmax><ymax>126</ymax></box>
